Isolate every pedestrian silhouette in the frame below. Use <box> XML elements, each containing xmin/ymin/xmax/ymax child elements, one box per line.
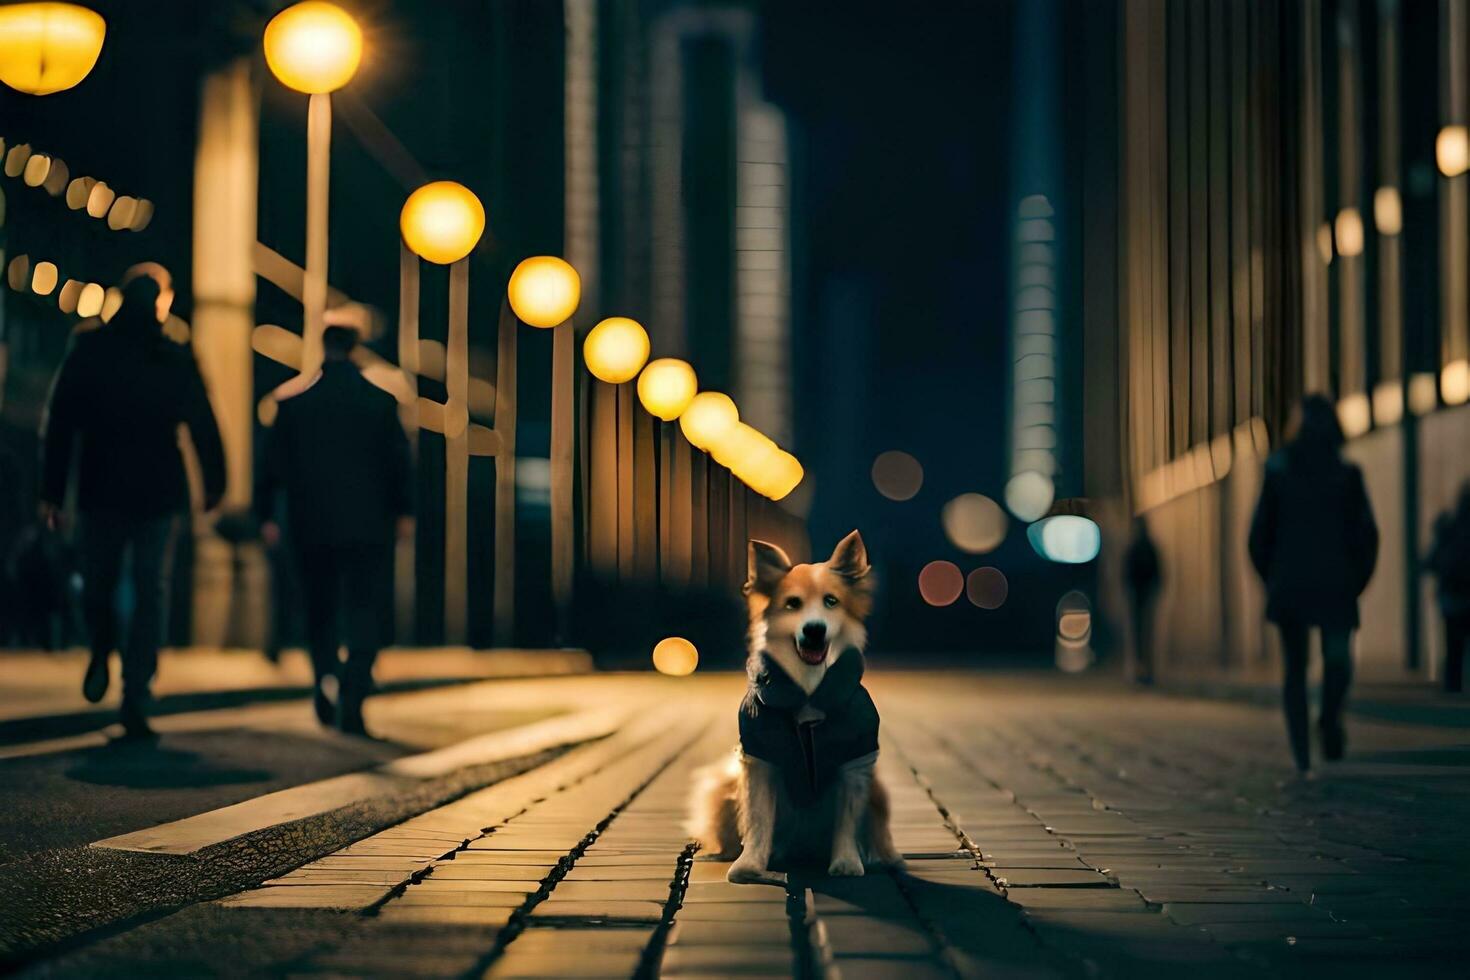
<box><xmin>1123</xmin><ymin>516</ymin><xmax>1161</xmax><ymax>685</ymax></box>
<box><xmin>1426</xmin><ymin>484</ymin><xmax>1470</xmax><ymax>693</ymax></box>
<box><xmin>1248</xmin><ymin>394</ymin><xmax>1378</xmax><ymax>772</ymax></box>
<box><xmin>39</xmin><ymin>264</ymin><xmax>225</xmax><ymax>738</ymax></box>
<box><xmin>255</xmin><ymin>326</ymin><xmax>413</xmax><ymax>736</ymax></box>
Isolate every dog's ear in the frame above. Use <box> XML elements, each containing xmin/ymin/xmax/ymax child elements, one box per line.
<box><xmin>828</xmin><ymin>530</ymin><xmax>870</xmax><ymax>582</ymax></box>
<box><xmin>745</xmin><ymin>539</ymin><xmax>792</xmax><ymax>596</ymax></box>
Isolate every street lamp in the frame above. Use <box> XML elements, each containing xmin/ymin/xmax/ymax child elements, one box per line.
<box><xmin>0</xmin><ymin>3</ymin><xmax>105</xmax><ymax>96</ymax></box>
<box><xmin>505</xmin><ymin>255</ymin><xmax>582</xmax><ymax>641</ymax></box>
<box><xmin>263</xmin><ymin>0</ymin><xmax>361</xmax><ymax>376</ymax></box>
<box><xmin>583</xmin><ymin>316</ymin><xmax>650</xmax><ymax>384</ymax></box>
<box><xmin>400</xmin><ymin>180</ymin><xmax>485</xmax><ymax>643</ymax></box>
<box><xmin>636</xmin><ymin>358</ymin><xmax>697</xmax><ymax>421</ymax></box>
<box><xmin>678</xmin><ymin>391</ymin><xmax>738</xmax><ymax>450</ymax></box>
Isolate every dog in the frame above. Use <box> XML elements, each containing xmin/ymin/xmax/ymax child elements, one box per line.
<box><xmin>688</xmin><ymin>530</ymin><xmax>901</xmax><ymax>884</ymax></box>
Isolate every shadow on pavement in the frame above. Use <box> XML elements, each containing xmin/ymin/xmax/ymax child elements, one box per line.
<box><xmin>64</xmin><ymin>741</ymin><xmax>275</xmax><ymax>789</ymax></box>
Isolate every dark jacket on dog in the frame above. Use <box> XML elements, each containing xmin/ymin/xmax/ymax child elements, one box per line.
<box><xmin>739</xmin><ymin>649</ymin><xmax>879</xmax><ymax>806</ymax></box>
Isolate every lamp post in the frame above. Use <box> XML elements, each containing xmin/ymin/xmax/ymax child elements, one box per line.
<box><xmin>400</xmin><ymin>180</ymin><xmax>486</xmax><ymax>644</ymax></box>
<box><xmin>0</xmin><ymin>3</ymin><xmax>106</xmax><ymax>96</ymax></box>
<box><xmin>506</xmin><ymin>256</ymin><xmax>581</xmax><ymax>642</ymax></box>
<box><xmin>263</xmin><ymin>1</ymin><xmax>362</xmax><ymax>377</ymax></box>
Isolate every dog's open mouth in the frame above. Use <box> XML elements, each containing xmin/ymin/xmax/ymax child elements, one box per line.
<box><xmin>794</xmin><ymin>636</ymin><xmax>829</xmax><ymax>665</ymax></box>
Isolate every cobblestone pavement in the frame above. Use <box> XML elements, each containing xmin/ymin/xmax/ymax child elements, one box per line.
<box><xmin>17</xmin><ymin>672</ymin><xmax>1470</xmax><ymax>978</ymax></box>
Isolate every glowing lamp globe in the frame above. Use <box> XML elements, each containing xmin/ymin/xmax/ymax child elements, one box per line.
<box><xmin>507</xmin><ymin>256</ymin><xmax>580</xmax><ymax>328</ymax></box>
<box><xmin>400</xmin><ymin>181</ymin><xmax>484</xmax><ymax>265</ymax></box>
<box><xmin>732</xmin><ymin>435</ymin><xmax>783</xmax><ymax>495</ymax></box>
<box><xmin>710</xmin><ymin>422</ymin><xmax>771</xmax><ymax>471</ymax></box>
<box><xmin>0</xmin><ymin>3</ymin><xmax>106</xmax><ymax>96</ymax></box>
<box><xmin>652</xmin><ymin>636</ymin><xmax>699</xmax><ymax>676</ymax></box>
<box><xmin>263</xmin><ymin>1</ymin><xmax>362</xmax><ymax>95</ymax></box>
<box><xmin>583</xmin><ymin>316</ymin><xmax>649</xmax><ymax>383</ymax></box>
<box><xmin>759</xmin><ymin>451</ymin><xmax>804</xmax><ymax>501</ymax></box>
<box><xmin>679</xmin><ymin>391</ymin><xmax>738</xmax><ymax>450</ymax></box>
<box><xmin>637</xmin><ymin>358</ymin><xmax>697</xmax><ymax>421</ymax></box>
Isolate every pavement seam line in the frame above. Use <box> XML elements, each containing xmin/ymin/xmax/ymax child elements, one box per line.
<box><xmin>453</xmin><ymin>718</ymin><xmax>710</xmax><ymax>978</ymax></box>
<box><xmin>631</xmin><ymin>841</ymin><xmax>696</xmax><ymax>980</ymax></box>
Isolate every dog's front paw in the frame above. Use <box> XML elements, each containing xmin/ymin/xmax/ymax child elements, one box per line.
<box><xmin>827</xmin><ymin>852</ymin><xmax>866</xmax><ymax>877</ymax></box>
<box><xmin>727</xmin><ymin>860</ymin><xmax>786</xmax><ymax>886</ymax></box>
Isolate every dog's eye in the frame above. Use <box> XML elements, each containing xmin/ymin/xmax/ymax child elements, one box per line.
<box><xmin>823</xmin><ymin>594</ymin><xmax>839</xmax><ymax>609</ymax></box>
<box><xmin>782</xmin><ymin>596</ymin><xmax>802</xmax><ymax>610</ymax></box>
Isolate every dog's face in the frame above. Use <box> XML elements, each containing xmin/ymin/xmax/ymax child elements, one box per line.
<box><xmin>745</xmin><ymin>531</ymin><xmax>873</xmax><ymax>687</ymax></box>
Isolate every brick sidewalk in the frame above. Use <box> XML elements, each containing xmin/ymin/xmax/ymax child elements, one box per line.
<box><xmin>24</xmin><ymin>673</ymin><xmax>1470</xmax><ymax>978</ymax></box>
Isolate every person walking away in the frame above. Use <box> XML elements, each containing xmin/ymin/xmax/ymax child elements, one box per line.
<box><xmin>1248</xmin><ymin>395</ymin><xmax>1378</xmax><ymax>772</ymax></box>
<box><xmin>256</xmin><ymin>326</ymin><xmax>413</xmax><ymax>736</ymax></box>
<box><xmin>1427</xmin><ymin>484</ymin><xmax>1470</xmax><ymax>693</ymax></box>
<box><xmin>1123</xmin><ymin>516</ymin><xmax>1162</xmax><ymax>685</ymax></box>
<box><xmin>39</xmin><ymin>265</ymin><xmax>225</xmax><ymax>738</ymax></box>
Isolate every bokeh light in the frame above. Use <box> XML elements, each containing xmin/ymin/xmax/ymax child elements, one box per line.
<box><xmin>1028</xmin><ymin>515</ymin><xmax>1102</xmax><ymax>564</ymax></box>
<box><xmin>3</xmin><ymin>142</ymin><xmax>30</xmax><ymax>178</ymax></box>
<box><xmin>85</xmin><ymin>180</ymin><xmax>113</xmax><ymax>218</ymax></box>
<box><xmin>30</xmin><ymin>260</ymin><xmax>57</xmax><ymax>295</ymax></box>
<box><xmin>400</xmin><ymin>181</ymin><xmax>485</xmax><ymax>265</ymax></box>
<box><xmin>637</xmin><ymin>358</ymin><xmax>697</xmax><ymax>421</ymax></box>
<box><xmin>652</xmin><ymin>636</ymin><xmax>698</xmax><ymax>676</ymax></box>
<box><xmin>6</xmin><ymin>254</ymin><xmax>29</xmax><ymax>291</ymax></box>
<box><xmin>1004</xmin><ymin>470</ymin><xmax>1054</xmax><ymax>522</ymax></box>
<box><xmin>106</xmin><ymin>195</ymin><xmax>137</xmax><ymax>231</ymax></box>
<box><xmin>22</xmin><ymin>152</ymin><xmax>50</xmax><ymax>187</ymax></box>
<box><xmin>871</xmin><ymin>450</ymin><xmax>923</xmax><ymax>501</ymax></box>
<box><xmin>583</xmin><ymin>316</ymin><xmax>649</xmax><ymax>384</ymax></box>
<box><xmin>1055</xmin><ymin>590</ymin><xmax>1094</xmax><ymax>673</ymax></box>
<box><xmin>918</xmin><ymin>560</ymin><xmax>964</xmax><ymax>607</ymax></box>
<box><xmin>262</xmin><ymin>1</ymin><xmax>362</xmax><ymax>95</ymax></box>
<box><xmin>679</xmin><ymin>391</ymin><xmax>739</xmax><ymax>450</ymax></box>
<box><xmin>56</xmin><ymin>278</ymin><xmax>81</xmax><ymax>314</ymax></box>
<box><xmin>100</xmin><ymin>286</ymin><xmax>123</xmax><ymax>322</ymax></box>
<box><xmin>507</xmin><ymin>255</ymin><xmax>581</xmax><ymax>328</ymax></box>
<box><xmin>1439</xmin><ymin>125</ymin><xmax>1470</xmax><ymax>177</ymax></box>
<box><xmin>0</xmin><ymin>3</ymin><xmax>107</xmax><ymax>96</ymax></box>
<box><xmin>75</xmin><ymin>282</ymin><xmax>103</xmax><ymax>317</ymax></box>
<box><xmin>966</xmin><ymin>567</ymin><xmax>1008</xmax><ymax>609</ymax></box>
<box><xmin>942</xmin><ymin>493</ymin><xmax>1008</xmax><ymax>553</ymax></box>
<box><xmin>1441</xmin><ymin>359</ymin><xmax>1470</xmax><ymax>406</ymax></box>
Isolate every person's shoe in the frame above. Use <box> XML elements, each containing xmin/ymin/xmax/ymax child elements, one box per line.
<box><xmin>1321</xmin><ymin>720</ymin><xmax>1346</xmax><ymax>761</ymax></box>
<box><xmin>312</xmin><ymin>684</ymin><xmax>335</xmax><ymax>727</ymax></box>
<box><xmin>82</xmin><ymin>653</ymin><xmax>109</xmax><ymax>704</ymax></box>
<box><xmin>119</xmin><ymin>701</ymin><xmax>156</xmax><ymax>741</ymax></box>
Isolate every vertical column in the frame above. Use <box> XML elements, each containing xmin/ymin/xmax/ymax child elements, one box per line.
<box><xmin>1337</xmin><ymin>2</ymin><xmax>1368</xmax><ymax>431</ymax></box>
<box><xmin>301</xmin><ymin>93</ymin><xmax>331</xmax><ymax>377</ymax></box>
<box><xmin>589</xmin><ymin>380</ymin><xmax>618</xmax><ymax>576</ymax></box>
<box><xmin>550</xmin><ymin>322</ymin><xmax>575</xmax><ymax>626</ymax></box>
<box><xmin>444</xmin><ymin>260</ymin><xmax>470</xmax><ymax>644</ymax></box>
<box><xmin>735</xmin><ymin>102</ymin><xmax>793</xmax><ymax>445</ymax></box>
<box><xmin>1376</xmin><ymin>0</ymin><xmax>1404</xmax><ymax>422</ymax></box>
<box><xmin>397</xmin><ymin>243</ymin><xmax>420</xmax><ymax>643</ymax></box>
<box><xmin>191</xmin><ymin>57</ymin><xmax>260</xmax><ymax>649</ymax></box>
<box><xmin>1443</xmin><ymin>0</ymin><xmax>1470</xmax><ymax>398</ymax></box>
<box><xmin>1302</xmin><ymin>0</ymin><xmax>1331</xmax><ymax>394</ymax></box>
<box><xmin>192</xmin><ymin>58</ymin><xmax>259</xmax><ymax>512</ymax></box>
<box><xmin>493</xmin><ymin>297</ymin><xmax>518</xmax><ymax>646</ymax></box>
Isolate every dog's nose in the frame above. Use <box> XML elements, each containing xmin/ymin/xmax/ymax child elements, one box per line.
<box><xmin>802</xmin><ymin>621</ymin><xmax>827</xmax><ymax>644</ymax></box>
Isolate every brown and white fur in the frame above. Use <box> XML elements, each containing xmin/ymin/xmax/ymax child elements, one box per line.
<box><xmin>688</xmin><ymin>530</ymin><xmax>901</xmax><ymax>884</ymax></box>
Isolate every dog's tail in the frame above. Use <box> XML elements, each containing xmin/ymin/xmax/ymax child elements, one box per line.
<box><xmin>686</xmin><ymin>749</ymin><xmax>743</xmax><ymax>859</ymax></box>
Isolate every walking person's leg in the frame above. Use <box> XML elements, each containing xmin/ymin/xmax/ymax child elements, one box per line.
<box><xmin>1277</xmin><ymin>620</ymin><xmax>1312</xmax><ymax>771</ymax></box>
<box><xmin>120</xmin><ymin>516</ymin><xmax>179</xmax><ymax>736</ymax></box>
<box><xmin>79</xmin><ymin>516</ymin><xmax>126</xmax><ymax>704</ymax></box>
<box><xmin>1319</xmin><ymin>627</ymin><xmax>1353</xmax><ymax>760</ymax></box>
<box><xmin>1444</xmin><ymin>614</ymin><xmax>1468</xmax><ymax>694</ymax></box>
<box><xmin>338</xmin><ymin>540</ymin><xmax>392</xmax><ymax>736</ymax></box>
<box><xmin>295</xmin><ymin>542</ymin><xmax>341</xmax><ymax>726</ymax></box>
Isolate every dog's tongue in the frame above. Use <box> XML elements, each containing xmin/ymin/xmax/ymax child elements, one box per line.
<box><xmin>796</xmin><ymin>639</ymin><xmax>827</xmax><ymax>665</ymax></box>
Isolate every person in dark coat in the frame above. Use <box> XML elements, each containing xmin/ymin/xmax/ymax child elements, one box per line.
<box><xmin>40</xmin><ymin>265</ymin><xmax>226</xmax><ymax>738</ymax></box>
<box><xmin>1427</xmin><ymin>484</ymin><xmax>1470</xmax><ymax>693</ymax></box>
<box><xmin>256</xmin><ymin>326</ymin><xmax>413</xmax><ymax>735</ymax></box>
<box><xmin>1248</xmin><ymin>394</ymin><xmax>1378</xmax><ymax>771</ymax></box>
<box><xmin>1123</xmin><ymin>516</ymin><xmax>1162</xmax><ymax>685</ymax></box>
